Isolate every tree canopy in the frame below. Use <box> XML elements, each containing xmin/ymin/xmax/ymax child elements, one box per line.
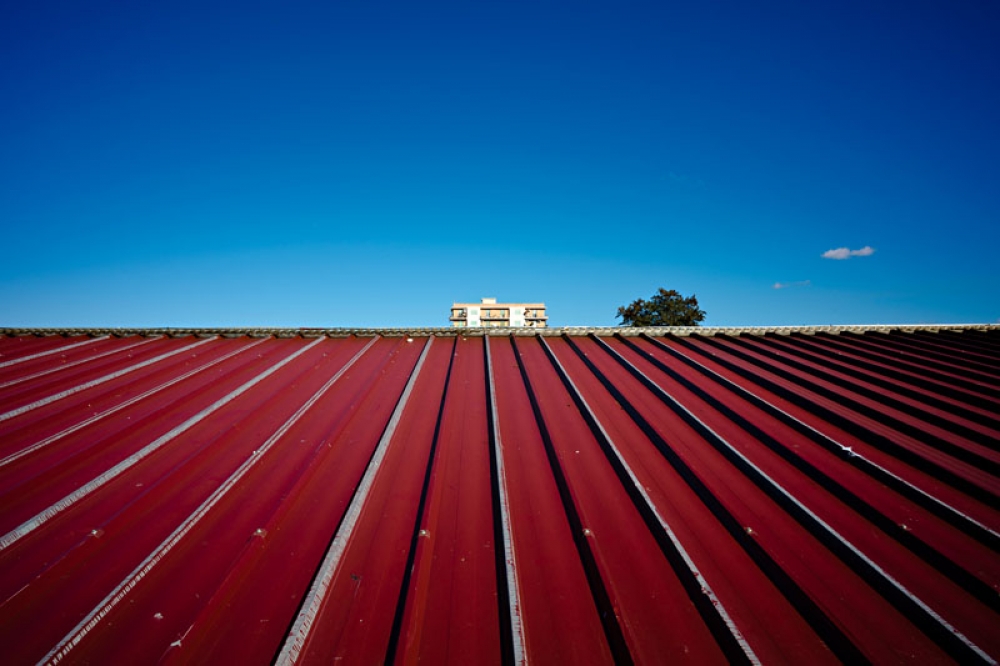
<box><xmin>616</xmin><ymin>288</ymin><xmax>706</xmax><ymax>327</ymax></box>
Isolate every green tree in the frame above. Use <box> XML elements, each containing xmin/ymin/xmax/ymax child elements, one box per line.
<box><xmin>616</xmin><ymin>288</ymin><xmax>706</xmax><ymax>327</ymax></box>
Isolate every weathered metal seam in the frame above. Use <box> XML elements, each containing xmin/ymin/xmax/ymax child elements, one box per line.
<box><xmin>823</xmin><ymin>331</ymin><xmax>995</xmax><ymax>395</ymax></box>
<box><xmin>638</xmin><ymin>335</ymin><xmax>1000</xmax><ymax>549</ymax></box>
<box><xmin>0</xmin><ymin>337</ymin><xmax>217</xmax><ymax>424</ymax></box>
<box><xmin>701</xmin><ymin>335</ymin><xmax>1000</xmax><ymax>481</ymax></box>
<box><xmin>484</xmin><ymin>336</ymin><xmax>527</xmax><ymax>665</ymax></box>
<box><xmin>758</xmin><ymin>334</ymin><xmax>1000</xmax><ymax>430</ymax></box>
<box><xmin>906</xmin><ymin>330</ymin><xmax>1000</xmax><ymax>366</ymax></box>
<box><xmin>930</xmin><ymin>330</ymin><xmax>1000</xmax><ymax>359</ymax></box>
<box><xmin>0</xmin><ymin>336</ymin><xmax>321</xmax><ymax>552</ymax></box>
<box><xmin>730</xmin><ymin>334</ymin><xmax>999</xmax><ymax>449</ymax></box>
<box><xmin>383</xmin><ymin>337</ymin><xmax>459</xmax><ymax>665</ymax></box>
<box><xmin>603</xmin><ymin>336</ymin><xmax>1000</xmax><ymax>611</ymax></box>
<box><xmin>0</xmin><ymin>336</ymin><xmax>162</xmax><ymax>390</ymax></box>
<box><xmin>602</xmin><ymin>339</ymin><xmax>994</xmax><ymax>664</ymax></box>
<box><xmin>562</xmin><ymin>336</ymin><xmax>871</xmax><ymax>663</ymax></box>
<box><xmin>275</xmin><ymin>336</ymin><xmax>432</xmax><ymax>665</ymax></box>
<box><xmin>508</xmin><ymin>336</ymin><xmax>631</xmax><ymax>660</ymax></box>
<box><xmin>0</xmin><ymin>337</ymin><xmax>268</xmax><ymax>469</ymax></box>
<box><xmin>0</xmin><ymin>335</ymin><xmax>110</xmax><ymax>369</ymax></box>
<box><xmin>37</xmin><ymin>336</ymin><xmax>380</xmax><ymax>665</ymax></box>
<box><xmin>673</xmin><ymin>334</ymin><xmax>1000</xmax><ymax>510</ymax></box>
<box><xmin>538</xmin><ymin>336</ymin><xmax>761</xmax><ymax>665</ymax></box>
<box><xmin>784</xmin><ymin>334</ymin><xmax>1000</xmax><ymax>422</ymax></box>
<box><xmin>861</xmin><ymin>333</ymin><xmax>1000</xmax><ymax>384</ymax></box>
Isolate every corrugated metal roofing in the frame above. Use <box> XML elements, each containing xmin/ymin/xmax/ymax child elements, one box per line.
<box><xmin>0</xmin><ymin>325</ymin><xmax>998</xmax><ymax>664</ymax></box>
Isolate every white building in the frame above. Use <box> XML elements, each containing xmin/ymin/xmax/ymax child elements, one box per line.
<box><xmin>450</xmin><ymin>297</ymin><xmax>547</xmax><ymax>328</ymax></box>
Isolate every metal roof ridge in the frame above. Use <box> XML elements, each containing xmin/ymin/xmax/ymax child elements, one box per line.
<box><xmin>1</xmin><ymin>323</ymin><xmax>998</xmax><ymax>338</ymax></box>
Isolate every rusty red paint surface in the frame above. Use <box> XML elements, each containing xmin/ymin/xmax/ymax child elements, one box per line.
<box><xmin>0</xmin><ymin>327</ymin><xmax>998</xmax><ymax>664</ymax></box>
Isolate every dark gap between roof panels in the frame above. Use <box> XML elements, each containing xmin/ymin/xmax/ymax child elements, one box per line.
<box><xmin>696</xmin><ymin>334</ymin><xmax>1000</xmax><ymax>493</ymax></box>
<box><xmin>608</xmin><ymin>334</ymin><xmax>1000</xmax><ymax>614</ymax></box>
<box><xmin>638</xmin><ymin>333</ymin><xmax>1000</xmax><ymax>553</ymax></box>
<box><xmin>722</xmin><ymin>334</ymin><xmax>1000</xmax><ymax>460</ymax></box>
<box><xmin>509</xmin><ymin>335</ymin><xmax>633</xmax><ymax>664</ymax></box>
<box><xmin>573</xmin><ymin>335</ymin><xmax>992</xmax><ymax>664</ymax></box>
<box><xmin>549</xmin><ymin>335</ymin><xmax>863</xmax><ymax>665</ymax></box>
<box><xmin>760</xmin><ymin>333</ymin><xmax>1000</xmax><ymax>433</ymax></box>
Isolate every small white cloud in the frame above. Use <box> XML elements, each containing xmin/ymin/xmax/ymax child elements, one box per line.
<box><xmin>773</xmin><ymin>280</ymin><xmax>811</xmax><ymax>290</ymax></box>
<box><xmin>822</xmin><ymin>246</ymin><xmax>875</xmax><ymax>260</ymax></box>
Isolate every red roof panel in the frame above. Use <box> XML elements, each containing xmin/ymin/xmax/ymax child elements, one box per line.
<box><xmin>0</xmin><ymin>326</ymin><xmax>997</xmax><ymax>664</ymax></box>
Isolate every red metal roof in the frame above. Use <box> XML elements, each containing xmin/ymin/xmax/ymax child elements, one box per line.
<box><xmin>0</xmin><ymin>326</ymin><xmax>998</xmax><ymax>664</ymax></box>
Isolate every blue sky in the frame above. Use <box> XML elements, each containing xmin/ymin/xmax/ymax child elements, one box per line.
<box><xmin>2</xmin><ymin>2</ymin><xmax>998</xmax><ymax>327</ymax></box>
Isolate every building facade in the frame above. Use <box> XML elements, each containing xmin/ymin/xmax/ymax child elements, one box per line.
<box><xmin>450</xmin><ymin>297</ymin><xmax>547</xmax><ymax>328</ymax></box>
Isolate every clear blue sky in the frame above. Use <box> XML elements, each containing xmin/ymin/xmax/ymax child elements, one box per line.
<box><xmin>2</xmin><ymin>1</ymin><xmax>998</xmax><ymax>327</ymax></box>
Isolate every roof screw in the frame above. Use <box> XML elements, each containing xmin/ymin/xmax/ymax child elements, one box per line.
<box><xmin>582</xmin><ymin>528</ymin><xmax>594</xmax><ymax>537</ymax></box>
<box><xmin>419</xmin><ymin>529</ymin><xmax>430</xmax><ymax>538</ymax></box>
<box><xmin>745</xmin><ymin>526</ymin><xmax>754</xmax><ymax>535</ymax></box>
